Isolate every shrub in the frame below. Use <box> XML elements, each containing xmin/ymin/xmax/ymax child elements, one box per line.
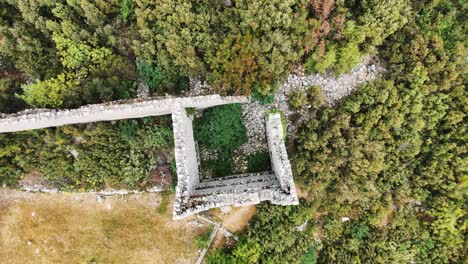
<box><xmin>307</xmin><ymin>85</ymin><xmax>326</xmax><ymax>110</ymax></box>
<box><xmin>195</xmin><ymin>104</ymin><xmax>247</xmax><ymax>151</ymax></box>
<box><xmin>195</xmin><ymin>228</ymin><xmax>213</xmax><ymax>249</ymax></box>
<box><xmin>137</xmin><ymin>59</ymin><xmax>165</xmax><ymax>93</ymax></box>
<box><xmin>247</xmin><ymin>152</ymin><xmax>271</xmax><ymax>173</ymax></box>
<box><xmin>204</xmin><ymin>151</ymin><xmax>233</xmax><ymax>178</ymax></box>
<box><xmin>252</xmin><ymin>90</ymin><xmax>274</xmax><ymax>105</ymax></box>
<box><xmin>289</xmin><ymin>90</ymin><xmax>308</xmax><ymax>109</ymax></box>
<box><xmin>120</xmin><ymin>0</ymin><xmax>134</xmax><ymax>23</ymax></box>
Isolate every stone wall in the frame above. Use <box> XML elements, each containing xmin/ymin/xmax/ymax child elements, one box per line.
<box><xmin>172</xmin><ymin>107</ymin><xmax>200</xmax><ymax>218</ymax></box>
<box><xmin>0</xmin><ymin>95</ymin><xmax>248</xmax><ymax>133</ymax></box>
<box><xmin>266</xmin><ymin>113</ymin><xmax>298</xmax><ymax>204</ymax></box>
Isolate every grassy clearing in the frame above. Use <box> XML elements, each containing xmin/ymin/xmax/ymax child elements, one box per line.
<box><xmin>0</xmin><ymin>189</ymin><xmax>208</xmax><ymax>264</ymax></box>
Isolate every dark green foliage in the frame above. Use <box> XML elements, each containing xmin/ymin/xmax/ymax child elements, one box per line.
<box><xmin>246</xmin><ymin>152</ymin><xmax>271</xmax><ymax>173</ymax></box>
<box><xmin>137</xmin><ymin>59</ymin><xmax>190</xmax><ymax>95</ymax></box>
<box><xmin>203</xmin><ymin>151</ymin><xmax>233</xmax><ymax>178</ymax></box>
<box><xmin>251</xmin><ymin>90</ymin><xmax>274</xmax><ymax>105</ymax></box>
<box><xmin>208</xmin><ymin>202</ymin><xmax>318</xmax><ymax>264</ymax></box>
<box><xmin>0</xmin><ymin>117</ymin><xmax>173</xmax><ymax>190</ymax></box>
<box><xmin>195</xmin><ymin>104</ymin><xmax>247</xmax><ymax>151</ymax></box>
<box><xmin>301</xmin><ymin>248</ymin><xmax>317</xmax><ymax>264</ymax></box>
<box><xmin>0</xmin><ymin>78</ymin><xmax>26</xmax><ymax>113</ymax></box>
<box><xmin>0</xmin><ymin>0</ymin><xmax>138</xmax><ymax>109</ymax></box>
<box><xmin>137</xmin><ymin>59</ymin><xmax>165</xmax><ymax>93</ymax></box>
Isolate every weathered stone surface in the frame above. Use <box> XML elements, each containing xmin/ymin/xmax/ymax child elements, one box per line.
<box><xmin>0</xmin><ymin>95</ymin><xmax>248</xmax><ymax>133</ymax></box>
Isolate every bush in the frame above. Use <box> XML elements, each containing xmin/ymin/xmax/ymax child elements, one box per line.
<box><xmin>204</xmin><ymin>151</ymin><xmax>234</xmax><ymax>178</ymax></box>
<box><xmin>252</xmin><ymin>90</ymin><xmax>274</xmax><ymax>105</ymax></box>
<box><xmin>247</xmin><ymin>152</ymin><xmax>271</xmax><ymax>173</ymax></box>
<box><xmin>120</xmin><ymin>0</ymin><xmax>134</xmax><ymax>23</ymax></box>
<box><xmin>137</xmin><ymin>59</ymin><xmax>189</xmax><ymax>95</ymax></box>
<box><xmin>195</xmin><ymin>104</ymin><xmax>247</xmax><ymax>151</ymax></box>
<box><xmin>195</xmin><ymin>228</ymin><xmax>213</xmax><ymax>249</ymax></box>
<box><xmin>289</xmin><ymin>90</ymin><xmax>308</xmax><ymax>109</ymax></box>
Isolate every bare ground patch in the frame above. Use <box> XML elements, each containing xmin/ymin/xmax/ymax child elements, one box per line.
<box><xmin>0</xmin><ymin>188</ymin><xmax>209</xmax><ymax>264</ymax></box>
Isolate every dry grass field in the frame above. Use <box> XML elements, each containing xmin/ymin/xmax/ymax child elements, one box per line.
<box><xmin>0</xmin><ymin>189</ymin><xmax>209</xmax><ymax>264</ymax></box>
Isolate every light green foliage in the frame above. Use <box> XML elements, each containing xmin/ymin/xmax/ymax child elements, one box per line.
<box><xmin>289</xmin><ymin>90</ymin><xmax>308</xmax><ymax>109</ymax></box>
<box><xmin>195</xmin><ymin>228</ymin><xmax>213</xmax><ymax>249</ymax></box>
<box><xmin>52</xmin><ymin>34</ymin><xmax>112</xmax><ymax>71</ymax></box>
<box><xmin>21</xmin><ymin>73</ymin><xmax>80</xmax><ymax>108</ymax></box>
<box><xmin>120</xmin><ymin>0</ymin><xmax>134</xmax><ymax>23</ymax></box>
<box><xmin>195</xmin><ymin>104</ymin><xmax>247</xmax><ymax>151</ymax></box>
<box><xmin>304</xmin><ymin>47</ymin><xmax>336</xmax><ymax>74</ymax></box>
<box><xmin>302</xmin><ymin>0</ymin><xmax>409</xmax><ymax>74</ymax></box>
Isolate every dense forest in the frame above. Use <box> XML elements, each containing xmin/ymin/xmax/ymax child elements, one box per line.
<box><xmin>0</xmin><ymin>0</ymin><xmax>466</xmax><ymax>263</ymax></box>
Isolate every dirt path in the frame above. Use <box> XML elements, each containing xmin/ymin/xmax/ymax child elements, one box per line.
<box><xmin>210</xmin><ymin>205</ymin><xmax>257</xmax><ymax>250</ymax></box>
<box><xmin>0</xmin><ymin>188</ymin><xmax>209</xmax><ymax>264</ymax></box>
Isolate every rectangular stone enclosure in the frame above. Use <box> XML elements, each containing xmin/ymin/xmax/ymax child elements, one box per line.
<box><xmin>0</xmin><ymin>95</ymin><xmax>299</xmax><ymax>219</ymax></box>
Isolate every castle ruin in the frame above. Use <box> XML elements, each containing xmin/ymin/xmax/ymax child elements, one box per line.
<box><xmin>0</xmin><ymin>95</ymin><xmax>299</xmax><ymax>219</ymax></box>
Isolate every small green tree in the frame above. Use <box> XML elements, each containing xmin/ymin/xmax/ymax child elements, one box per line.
<box><xmin>195</xmin><ymin>104</ymin><xmax>247</xmax><ymax>151</ymax></box>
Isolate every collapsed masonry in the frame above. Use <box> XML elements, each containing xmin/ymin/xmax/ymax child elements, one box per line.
<box><xmin>0</xmin><ymin>95</ymin><xmax>299</xmax><ymax>219</ymax></box>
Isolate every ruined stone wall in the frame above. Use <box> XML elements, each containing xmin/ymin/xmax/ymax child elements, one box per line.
<box><xmin>172</xmin><ymin>108</ymin><xmax>200</xmax><ymax>218</ymax></box>
<box><xmin>0</xmin><ymin>94</ymin><xmax>302</xmax><ymax>220</ymax></box>
<box><xmin>266</xmin><ymin>113</ymin><xmax>298</xmax><ymax>204</ymax></box>
<box><xmin>0</xmin><ymin>95</ymin><xmax>248</xmax><ymax>133</ymax></box>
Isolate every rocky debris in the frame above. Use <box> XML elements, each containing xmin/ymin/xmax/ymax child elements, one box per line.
<box><xmin>185</xmin><ymin>77</ymin><xmax>213</xmax><ymax>96</ymax></box>
<box><xmin>136</xmin><ymin>82</ymin><xmax>150</xmax><ymax>98</ymax></box>
<box><xmin>276</xmin><ymin>58</ymin><xmax>383</xmax><ymax>139</ymax></box>
<box><xmin>237</xmin><ymin>102</ymin><xmax>271</xmax><ymax>156</ymax></box>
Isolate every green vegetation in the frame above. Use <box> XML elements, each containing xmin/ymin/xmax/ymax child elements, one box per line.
<box><xmin>195</xmin><ymin>104</ymin><xmax>247</xmax><ymax>151</ymax></box>
<box><xmin>203</xmin><ymin>151</ymin><xmax>234</xmax><ymax>179</ymax></box>
<box><xmin>0</xmin><ymin>117</ymin><xmax>173</xmax><ymax>190</ymax></box>
<box><xmin>205</xmin><ymin>1</ymin><xmax>466</xmax><ymax>263</ymax></box>
<box><xmin>208</xmin><ymin>202</ymin><xmax>319</xmax><ymax>263</ymax></box>
<box><xmin>247</xmin><ymin>152</ymin><xmax>271</xmax><ymax>173</ymax></box>
<box><xmin>195</xmin><ymin>228</ymin><xmax>213</xmax><ymax>249</ymax></box>
<box><xmin>0</xmin><ymin>0</ymin><xmax>410</xmax><ymax>107</ymax></box>
<box><xmin>0</xmin><ymin>1</ymin><xmax>466</xmax><ymax>262</ymax></box>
